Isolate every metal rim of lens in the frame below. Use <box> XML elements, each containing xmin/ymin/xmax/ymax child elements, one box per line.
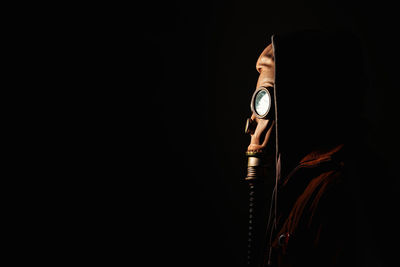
<box><xmin>250</xmin><ymin>87</ymin><xmax>272</xmax><ymax>119</ymax></box>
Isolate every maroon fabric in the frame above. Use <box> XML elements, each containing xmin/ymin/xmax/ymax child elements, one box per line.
<box><xmin>266</xmin><ymin>144</ymin><xmax>356</xmax><ymax>267</ymax></box>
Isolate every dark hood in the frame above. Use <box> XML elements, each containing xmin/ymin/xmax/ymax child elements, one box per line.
<box><xmin>270</xmin><ymin>30</ymin><xmax>368</xmax><ymax>174</ymax></box>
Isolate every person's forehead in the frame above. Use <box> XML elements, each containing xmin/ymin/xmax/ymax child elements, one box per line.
<box><xmin>256</xmin><ymin>43</ymin><xmax>274</xmax><ymax>73</ymax></box>
<box><xmin>256</xmin><ymin>44</ymin><xmax>275</xmax><ymax>88</ymax></box>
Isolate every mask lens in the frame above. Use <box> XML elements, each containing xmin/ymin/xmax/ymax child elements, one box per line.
<box><xmin>254</xmin><ymin>89</ymin><xmax>271</xmax><ymax>117</ymax></box>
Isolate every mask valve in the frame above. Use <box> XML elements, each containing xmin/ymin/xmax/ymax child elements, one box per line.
<box><xmin>245</xmin><ymin>151</ymin><xmax>269</xmax><ymax>181</ymax></box>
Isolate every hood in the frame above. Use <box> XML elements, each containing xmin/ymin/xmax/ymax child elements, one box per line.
<box><xmin>270</xmin><ymin>30</ymin><xmax>367</xmax><ymax>176</ymax></box>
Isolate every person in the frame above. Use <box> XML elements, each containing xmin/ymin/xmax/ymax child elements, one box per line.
<box><xmin>245</xmin><ymin>30</ymin><xmax>381</xmax><ymax>267</ymax></box>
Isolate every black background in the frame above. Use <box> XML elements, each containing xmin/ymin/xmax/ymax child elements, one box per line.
<box><xmin>103</xmin><ymin>0</ymin><xmax>400</xmax><ymax>266</ymax></box>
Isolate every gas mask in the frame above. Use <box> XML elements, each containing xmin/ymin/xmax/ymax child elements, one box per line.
<box><xmin>244</xmin><ymin>44</ymin><xmax>278</xmax><ymax>267</ymax></box>
<box><xmin>245</xmin><ymin>44</ymin><xmax>276</xmax><ymax>181</ymax></box>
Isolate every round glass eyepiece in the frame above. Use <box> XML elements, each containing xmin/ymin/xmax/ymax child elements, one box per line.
<box><xmin>252</xmin><ymin>88</ymin><xmax>271</xmax><ymax>118</ymax></box>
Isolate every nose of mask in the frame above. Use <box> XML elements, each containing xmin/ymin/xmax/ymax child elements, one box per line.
<box><xmin>244</xmin><ymin>118</ymin><xmax>275</xmax><ymax>181</ymax></box>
